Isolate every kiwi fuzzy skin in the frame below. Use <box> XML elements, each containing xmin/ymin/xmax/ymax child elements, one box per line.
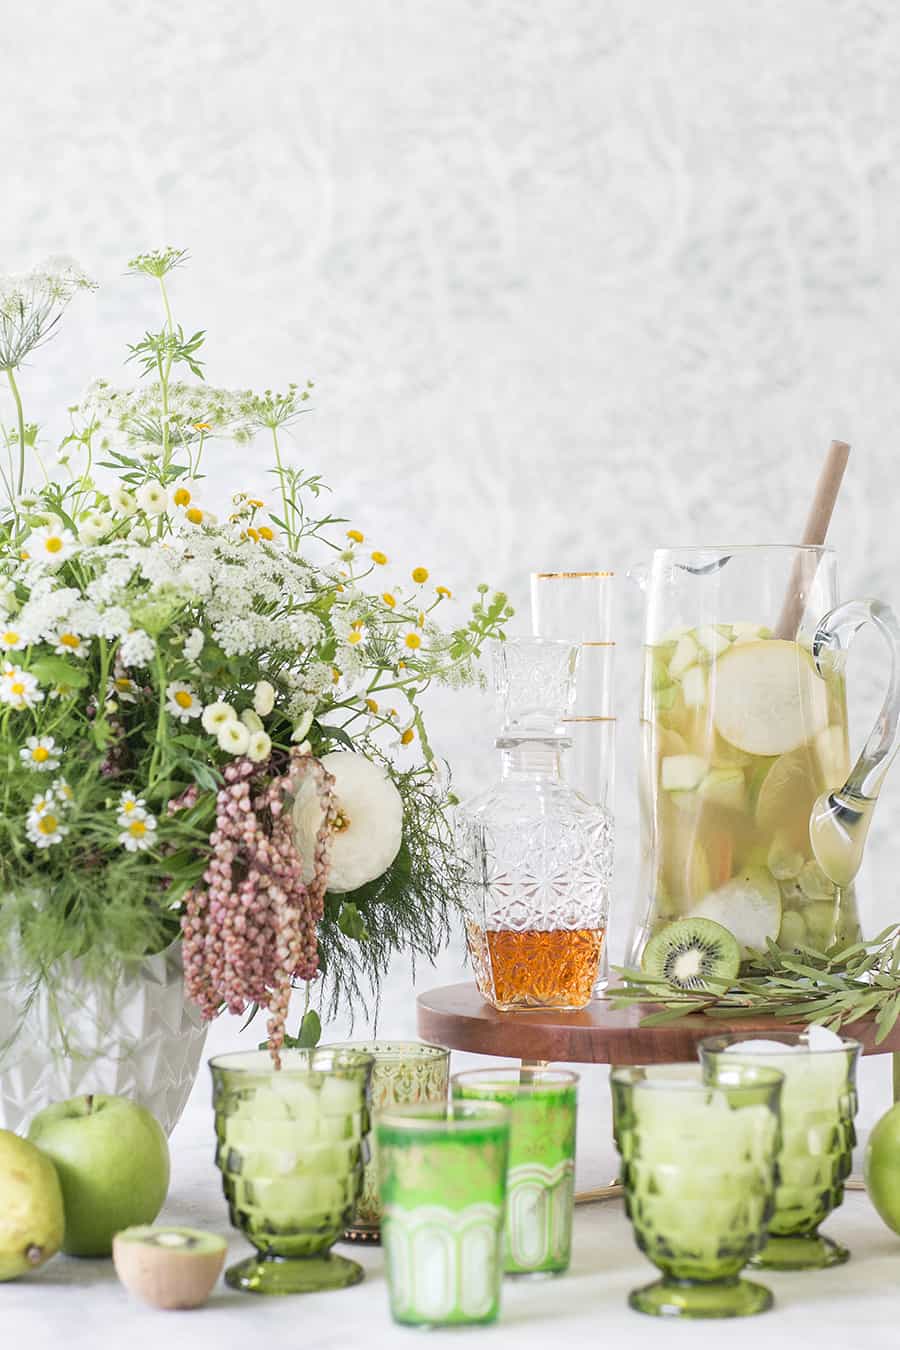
<box><xmin>113</xmin><ymin>1227</ymin><xmax>226</xmax><ymax>1310</ymax></box>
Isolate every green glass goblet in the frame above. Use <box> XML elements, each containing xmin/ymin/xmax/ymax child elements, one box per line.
<box><xmin>378</xmin><ymin>1101</ymin><xmax>511</xmax><ymax>1327</ymax></box>
<box><xmin>451</xmin><ymin>1066</ymin><xmax>578</xmax><ymax>1276</ymax></box>
<box><xmin>699</xmin><ymin>1031</ymin><xmax>861</xmax><ymax>1270</ymax></box>
<box><xmin>611</xmin><ymin>1062</ymin><xmax>784</xmax><ymax>1319</ymax></box>
<box><xmin>210</xmin><ymin>1047</ymin><xmax>374</xmax><ymax>1294</ymax></box>
<box><xmin>320</xmin><ymin>1039</ymin><xmax>450</xmax><ymax>1240</ymax></box>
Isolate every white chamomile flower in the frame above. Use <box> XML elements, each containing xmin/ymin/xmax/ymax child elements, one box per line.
<box><xmin>77</xmin><ymin>511</ymin><xmax>112</xmax><ymax>545</ymax></box>
<box><xmin>217</xmin><ymin>721</ymin><xmax>250</xmax><ymax>756</ymax></box>
<box><xmin>136</xmin><ymin>481</ymin><xmax>169</xmax><ymax>516</ymax></box>
<box><xmin>0</xmin><ymin>626</ymin><xmax>26</xmax><ymax>652</ymax></box>
<box><xmin>183</xmin><ymin>627</ymin><xmax>204</xmax><ymax>662</ymax></box>
<box><xmin>253</xmin><ymin>680</ymin><xmax>275</xmax><ymax>717</ymax></box>
<box><xmin>53</xmin><ymin>629</ymin><xmax>88</xmax><ymax>658</ymax></box>
<box><xmin>109</xmin><ymin>674</ymin><xmax>139</xmax><ymax>703</ymax></box>
<box><xmin>119</xmin><ymin>813</ymin><xmax>157</xmax><ymax>852</ymax></box>
<box><xmin>26</xmin><ymin>524</ymin><xmax>78</xmax><ymax>569</ymax></box>
<box><xmin>166</xmin><ymin>681</ymin><xmax>202</xmax><ymax>723</ymax></box>
<box><xmin>109</xmin><ymin>485</ymin><xmax>137</xmax><ymax>517</ymax></box>
<box><xmin>26</xmin><ymin>806</ymin><xmax>68</xmax><ymax>849</ymax></box>
<box><xmin>20</xmin><ymin>736</ymin><xmax>60</xmax><ymax>771</ymax></box>
<box><xmin>118</xmin><ymin>790</ymin><xmax>146</xmax><ymax>819</ymax></box>
<box><xmin>52</xmin><ymin>777</ymin><xmax>73</xmax><ymax>804</ymax></box>
<box><xmin>292</xmin><ymin>751</ymin><xmax>403</xmax><ymax>893</ymax></box>
<box><xmin>247</xmin><ymin>730</ymin><xmax>272</xmax><ymax>763</ymax></box>
<box><xmin>0</xmin><ymin>664</ymin><xmax>43</xmax><ymax>710</ymax></box>
<box><xmin>201</xmin><ymin>700</ymin><xmax>237</xmax><ymax>734</ymax></box>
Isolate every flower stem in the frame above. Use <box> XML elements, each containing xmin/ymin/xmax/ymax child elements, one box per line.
<box><xmin>271</xmin><ymin>426</ymin><xmax>294</xmax><ymax>550</ymax></box>
<box><xmin>6</xmin><ymin>367</ymin><xmax>26</xmax><ymax>497</ymax></box>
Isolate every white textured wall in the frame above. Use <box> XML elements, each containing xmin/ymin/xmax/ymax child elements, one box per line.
<box><xmin>4</xmin><ymin>1</ymin><xmax>900</xmax><ymax>1063</ymax></box>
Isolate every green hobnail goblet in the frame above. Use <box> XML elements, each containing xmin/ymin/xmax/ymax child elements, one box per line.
<box><xmin>451</xmin><ymin>1066</ymin><xmax>578</xmax><ymax>1277</ymax></box>
<box><xmin>210</xmin><ymin>1047</ymin><xmax>374</xmax><ymax>1294</ymax></box>
<box><xmin>319</xmin><ymin>1039</ymin><xmax>450</xmax><ymax>1240</ymax></box>
<box><xmin>611</xmin><ymin>1062</ymin><xmax>784</xmax><ymax>1319</ymax></box>
<box><xmin>699</xmin><ymin>1031</ymin><xmax>861</xmax><ymax>1270</ymax></box>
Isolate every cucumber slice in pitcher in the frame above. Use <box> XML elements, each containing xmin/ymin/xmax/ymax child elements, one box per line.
<box><xmin>689</xmin><ymin>867</ymin><xmax>782</xmax><ymax>955</ymax></box>
<box><xmin>713</xmin><ymin>639</ymin><xmax>829</xmax><ymax>756</ymax></box>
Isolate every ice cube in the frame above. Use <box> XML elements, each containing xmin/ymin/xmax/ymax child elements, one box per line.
<box><xmin>804</xmin><ymin>1024</ymin><xmax>845</xmax><ymax>1051</ymax></box>
<box><xmin>319</xmin><ymin>1075</ymin><xmax>360</xmax><ymax>1117</ymax></box>
<box><xmin>723</xmin><ymin>1039</ymin><xmax>800</xmax><ymax>1055</ymax></box>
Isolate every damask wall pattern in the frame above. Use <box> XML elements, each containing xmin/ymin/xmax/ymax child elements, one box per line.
<box><xmin>4</xmin><ymin>0</ymin><xmax>900</xmax><ymax>1042</ymax></box>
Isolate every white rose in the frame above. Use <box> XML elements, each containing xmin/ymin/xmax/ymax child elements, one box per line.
<box><xmin>202</xmin><ymin>701</ymin><xmax>237</xmax><ymax>734</ymax></box>
<box><xmin>218</xmin><ymin>721</ymin><xmax>250</xmax><ymax>755</ymax></box>
<box><xmin>247</xmin><ymin>730</ymin><xmax>272</xmax><ymax>763</ymax></box>
<box><xmin>292</xmin><ymin>751</ymin><xmax>403</xmax><ymax>893</ymax></box>
<box><xmin>253</xmin><ymin>679</ymin><xmax>275</xmax><ymax>717</ymax></box>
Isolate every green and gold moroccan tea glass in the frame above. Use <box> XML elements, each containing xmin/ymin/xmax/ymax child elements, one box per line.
<box><xmin>210</xmin><ymin>1048</ymin><xmax>374</xmax><ymax>1294</ymax></box>
<box><xmin>320</xmin><ymin>1039</ymin><xmax>450</xmax><ymax>1239</ymax></box>
<box><xmin>378</xmin><ymin>1101</ymin><xmax>510</xmax><ymax>1327</ymax></box>
<box><xmin>699</xmin><ymin>1031</ymin><xmax>861</xmax><ymax>1269</ymax></box>
<box><xmin>611</xmin><ymin>1063</ymin><xmax>784</xmax><ymax>1319</ymax></box>
<box><xmin>451</xmin><ymin>1066</ymin><xmax>577</xmax><ymax>1276</ymax></box>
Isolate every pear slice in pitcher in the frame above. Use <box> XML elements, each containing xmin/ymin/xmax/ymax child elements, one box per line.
<box><xmin>713</xmin><ymin>639</ymin><xmax>829</xmax><ymax>756</ymax></box>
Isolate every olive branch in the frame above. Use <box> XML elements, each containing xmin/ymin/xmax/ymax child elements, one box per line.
<box><xmin>610</xmin><ymin>924</ymin><xmax>900</xmax><ymax>1043</ymax></box>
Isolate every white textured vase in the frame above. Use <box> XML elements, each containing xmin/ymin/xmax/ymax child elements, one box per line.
<box><xmin>0</xmin><ymin>943</ymin><xmax>208</xmax><ymax>1135</ymax></box>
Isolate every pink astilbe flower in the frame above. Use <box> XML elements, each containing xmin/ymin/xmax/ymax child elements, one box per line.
<box><xmin>181</xmin><ymin>749</ymin><xmax>336</xmax><ymax>1065</ymax></box>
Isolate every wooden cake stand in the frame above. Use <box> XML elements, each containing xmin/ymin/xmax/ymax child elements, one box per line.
<box><xmin>417</xmin><ymin>982</ymin><xmax>900</xmax><ymax>1203</ymax></box>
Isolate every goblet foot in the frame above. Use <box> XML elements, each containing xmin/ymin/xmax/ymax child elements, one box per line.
<box><xmin>629</xmin><ymin>1276</ymin><xmax>773</xmax><ymax>1319</ymax></box>
<box><xmin>750</xmin><ymin>1231</ymin><xmax>849</xmax><ymax>1271</ymax></box>
<box><xmin>225</xmin><ymin>1251</ymin><xmax>365</xmax><ymax>1295</ymax></box>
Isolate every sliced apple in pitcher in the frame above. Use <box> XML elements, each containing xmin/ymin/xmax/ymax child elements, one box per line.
<box><xmin>697</xmin><ymin>767</ymin><xmax>745</xmax><ymax>812</ymax></box>
<box><xmin>661</xmin><ymin>754</ymin><xmax>707</xmax><ymax>792</ymax></box>
<box><xmin>689</xmin><ymin>867</ymin><xmax>782</xmax><ymax>956</ymax></box>
<box><xmin>713</xmin><ymin>639</ymin><xmax>829</xmax><ymax>756</ymax></box>
<box><xmin>668</xmin><ymin>633</ymin><xmax>699</xmax><ymax>679</ymax></box>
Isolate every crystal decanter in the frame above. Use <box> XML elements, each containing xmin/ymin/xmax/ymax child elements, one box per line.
<box><xmin>458</xmin><ymin>638</ymin><xmax>613</xmax><ymax>1011</ymax></box>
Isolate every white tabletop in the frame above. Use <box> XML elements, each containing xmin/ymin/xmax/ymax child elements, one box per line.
<box><xmin>6</xmin><ymin>1042</ymin><xmax>900</xmax><ymax>1350</ymax></box>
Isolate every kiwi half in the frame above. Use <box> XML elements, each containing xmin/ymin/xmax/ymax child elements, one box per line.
<box><xmin>113</xmin><ymin>1226</ymin><xmax>226</xmax><ymax>1310</ymax></box>
<box><xmin>642</xmin><ymin>917</ymin><xmax>741</xmax><ymax>992</ymax></box>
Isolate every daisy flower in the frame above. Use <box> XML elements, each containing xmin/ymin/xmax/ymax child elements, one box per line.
<box><xmin>0</xmin><ymin>626</ymin><xmax>26</xmax><ymax>652</ymax></box>
<box><xmin>166</xmin><ymin>681</ymin><xmax>202</xmax><ymax>722</ymax></box>
<box><xmin>53</xmin><ymin>630</ymin><xmax>88</xmax><ymax>658</ymax></box>
<box><xmin>119</xmin><ymin>813</ymin><xmax>157</xmax><ymax>852</ymax></box>
<box><xmin>401</xmin><ymin>627</ymin><xmax>423</xmax><ymax>652</ymax></box>
<box><xmin>201</xmin><ymin>700</ymin><xmax>237</xmax><ymax>734</ymax></box>
<box><xmin>26</xmin><ymin>807</ymin><xmax>68</xmax><ymax>849</ymax></box>
<box><xmin>26</xmin><ymin>524</ymin><xmax>78</xmax><ymax>569</ymax></box>
<box><xmin>411</xmin><ymin>567</ymin><xmax>429</xmax><ymax>584</ymax></box>
<box><xmin>217</xmin><ymin>721</ymin><xmax>250</xmax><ymax>755</ymax></box>
<box><xmin>52</xmin><ymin>777</ymin><xmax>74</xmax><ymax>805</ymax></box>
<box><xmin>108</xmin><ymin>674</ymin><xmax>139</xmax><ymax>703</ymax></box>
<box><xmin>0</xmin><ymin>665</ymin><xmax>43</xmax><ymax>710</ymax></box>
<box><xmin>20</xmin><ymin>736</ymin><xmax>60</xmax><ymax>771</ymax></box>
<box><xmin>118</xmin><ymin>790</ymin><xmax>146</xmax><ymax>820</ymax></box>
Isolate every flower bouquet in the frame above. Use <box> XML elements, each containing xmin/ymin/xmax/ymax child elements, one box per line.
<box><xmin>0</xmin><ymin>248</ymin><xmax>510</xmax><ymax>1083</ymax></box>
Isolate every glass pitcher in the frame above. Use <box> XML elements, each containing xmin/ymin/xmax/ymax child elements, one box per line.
<box><xmin>628</xmin><ymin>546</ymin><xmax>900</xmax><ymax>966</ymax></box>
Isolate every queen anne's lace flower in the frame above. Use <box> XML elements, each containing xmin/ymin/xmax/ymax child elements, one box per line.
<box><xmin>118</xmin><ymin>629</ymin><xmax>155</xmax><ymax>667</ymax></box>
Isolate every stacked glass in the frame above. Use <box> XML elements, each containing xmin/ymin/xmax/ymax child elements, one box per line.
<box><xmin>452</xmin><ymin>1067</ymin><xmax>578</xmax><ymax>1277</ymax></box>
<box><xmin>378</xmin><ymin>1101</ymin><xmax>511</xmax><ymax>1327</ymax></box>
<box><xmin>699</xmin><ymin>1031</ymin><xmax>861</xmax><ymax>1268</ymax></box>
<box><xmin>320</xmin><ymin>1039</ymin><xmax>450</xmax><ymax>1239</ymax></box>
<box><xmin>612</xmin><ymin>1062</ymin><xmax>784</xmax><ymax>1318</ymax></box>
<box><xmin>210</xmin><ymin>1048</ymin><xmax>374</xmax><ymax>1294</ymax></box>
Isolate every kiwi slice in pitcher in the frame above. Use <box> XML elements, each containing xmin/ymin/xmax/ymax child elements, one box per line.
<box><xmin>641</xmin><ymin>917</ymin><xmax>741</xmax><ymax>993</ymax></box>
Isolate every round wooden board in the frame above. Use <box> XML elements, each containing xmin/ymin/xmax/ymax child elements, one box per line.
<box><xmin>416</xmin><ymin>982</ymin><xmax>900</xmax><ymax>1064</ymax></box>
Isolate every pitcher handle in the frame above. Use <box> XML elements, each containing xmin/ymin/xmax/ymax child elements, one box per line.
<box><xmin>809</xmin><ymin>598</ymin><xmax>900</xmax><ymax>887</ymax></box>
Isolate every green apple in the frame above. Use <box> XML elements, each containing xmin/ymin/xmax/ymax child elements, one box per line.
<box><xmin>865</xmin><ymin>1102</ymin><xmax>900</xmax><ymax>1235</ymax></box>
<box><xmin>0</xmin><ymin>1129</ymin><xmax>65</xmax><ymax>1279</ymax></box>
<box><xmin>28</xmin><ymin>1094</ymin><xmax>170</xmax><ymax>1258</ymax></box>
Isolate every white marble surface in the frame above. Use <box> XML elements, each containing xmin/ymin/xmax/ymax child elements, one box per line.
<box><xmin>5</xmin><ymin>1049</ymin><xmax>900</xmax><ymax>1349</ymax></box>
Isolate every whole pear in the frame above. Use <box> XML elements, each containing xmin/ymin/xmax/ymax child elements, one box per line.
<box><xmin>0</xmin><ymin>1129</ymin><xmax>65</xmax><ymax>1280</ymax></box>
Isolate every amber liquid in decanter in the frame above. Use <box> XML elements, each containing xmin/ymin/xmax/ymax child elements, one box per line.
<box><xmin>466</xmin><ymin>921</ymin><xmax>607</xmax><ymax>1011</ymax></box>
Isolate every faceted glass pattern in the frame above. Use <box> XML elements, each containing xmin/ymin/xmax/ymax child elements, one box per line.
<box><xmin>320</xmin><ymin>1040</ymin><xmax>450</xmax><ymax>1237</ymax></box>
<box><xmin>612</xmin><ymin>1063</ymin><xmax>783</xmax><ymax>1318</ymax></box>
<box><xmin>699</xmin><ymin>1032</ymin><xmax>861</xmax><ymax>1269</ymax></box>
<box><xmin>210</xmin><ymin>1047</ymin><xmax>374</xmax><ymax>1294</ymax></box>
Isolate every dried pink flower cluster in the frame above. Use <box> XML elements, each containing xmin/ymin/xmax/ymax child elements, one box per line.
<box><xmin>181</xmin><ymin>750</ymin><xmax>336</xmax><ymax>1064</ymax></box>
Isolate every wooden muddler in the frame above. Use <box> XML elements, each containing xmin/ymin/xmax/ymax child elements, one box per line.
<box><xmin>774</xmin><ymin>440</ymin><xmax>850</xmax><ymax>640</ymax></box>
